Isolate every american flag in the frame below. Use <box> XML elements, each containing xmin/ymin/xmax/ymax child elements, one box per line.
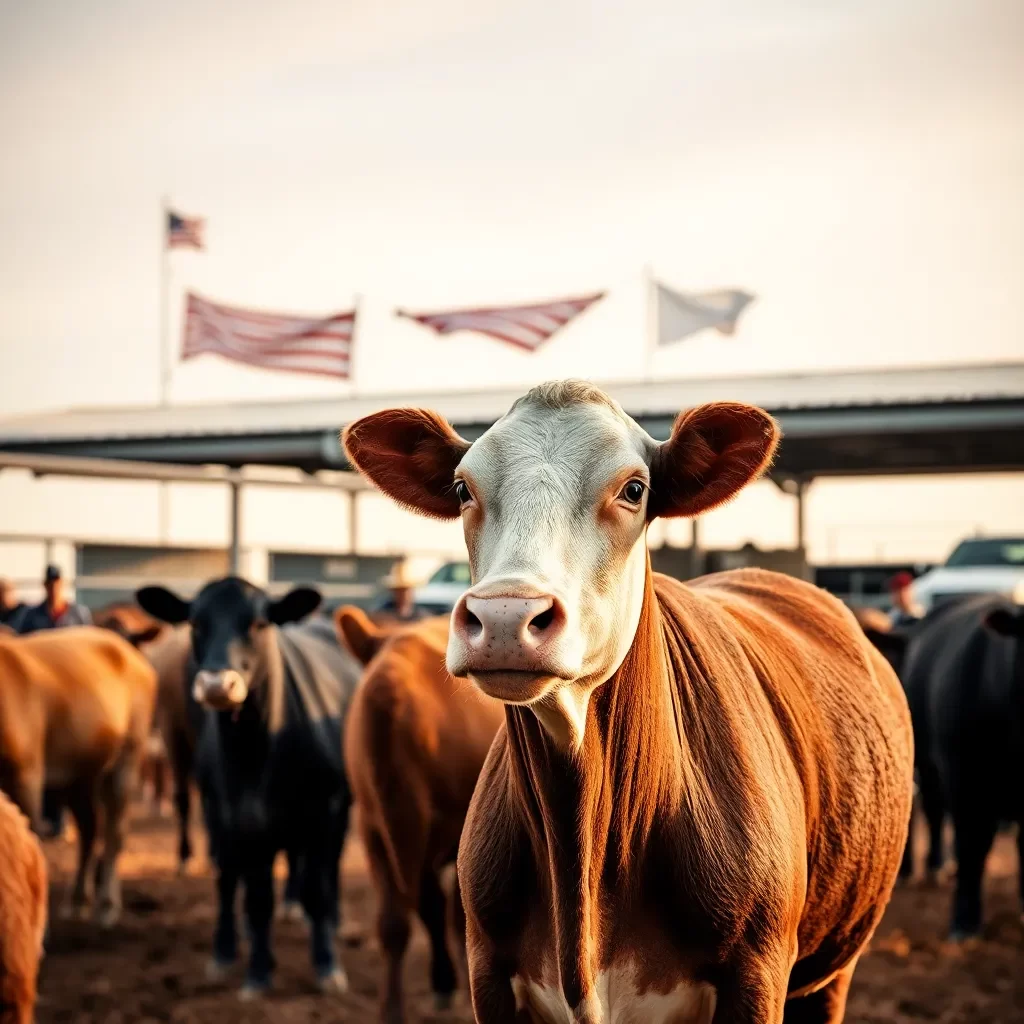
<box><xmin>397</xmin><ymin>291</ymin><xmax>606</xmax><ymax>352</ymax></box>
<box><xmin>181</xmin><ymin>292</ymin><xmax>355</xmax><ymax>379</ymax></box>
<box><xmin>167</xmin><ymin>210</ymin><xmax>205</xmax><ymax>250</ymax></box>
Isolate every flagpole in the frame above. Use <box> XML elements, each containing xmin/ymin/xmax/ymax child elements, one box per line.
<box><xmin>642</xmin><ymin>263</ymin><xmax>657</xmax><ymax>382</ymax></box>
<box><xmin>349</xmin><ymin>293</ymin><xmax>363</xmax><ymax>397</ymax></box>
<box><xmin>159</xmin><ymin>196</ymin><xmax>172</xmax><ymax>405</ymax></box>
<box><xmin>158</xmin><ymin>197</ymin><xmax>171</xmax><ymax>543</ymax></box>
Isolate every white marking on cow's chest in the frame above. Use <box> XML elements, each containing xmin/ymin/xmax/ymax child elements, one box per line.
<box><xmin>511</xmin><ymin>965</ymin><xmax>716</xmax><ymax>1024</ymax></box>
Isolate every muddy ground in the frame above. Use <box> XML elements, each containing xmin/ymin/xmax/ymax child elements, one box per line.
<box><xmin>37</xmin><ymin>807</ymin><xmax>1023</xmax><ymax>1023</ymax></box>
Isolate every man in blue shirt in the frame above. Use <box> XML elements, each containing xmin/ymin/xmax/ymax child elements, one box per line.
<box><xmin>17</xmin><ymin>565</ymin><xmax>92</xmax><ymax>634</ymax></box>
<box><xmin>16</xmin><ymin>565</ymin><xmax>91</xmax><ymax>838</ymax></box>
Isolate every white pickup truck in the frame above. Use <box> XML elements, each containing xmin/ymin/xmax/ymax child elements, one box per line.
<box><xmin>911</xmin><ymin>536</ymin><xmax>1024</xmax><ymax>613</ymax></box>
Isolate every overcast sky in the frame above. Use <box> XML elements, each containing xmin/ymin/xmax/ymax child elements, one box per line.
<box><xmin>1</xmin><ymin>0</ymin><xmax>1021</xmax><ymax>417</ymax></box>
<box><xmin>0</xmin><ymin>1</ymin><xmax>1021</xmax><ymax>574</ymax></box>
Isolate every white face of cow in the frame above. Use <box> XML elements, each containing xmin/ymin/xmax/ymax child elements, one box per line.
<box><xmin>343</xmin><ymin>381</ymin><xmax>779</xmax><ymax>748</ymax></box>
<box><xmin>446</xmin><ymin>398</ymin><xmax>654</xmax><ymax>739</ymax></box>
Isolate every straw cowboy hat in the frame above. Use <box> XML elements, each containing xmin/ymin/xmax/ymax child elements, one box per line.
<box><xmin>381</xmin><ymin>561</ymin><xmax>421</xmax><ymax>590</ymax></box>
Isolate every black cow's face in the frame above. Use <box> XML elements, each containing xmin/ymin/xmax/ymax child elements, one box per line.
<box><xmin>136</xmin><ymin>578</ymin><xmax>321</xmax><ymax>711</ymax></box>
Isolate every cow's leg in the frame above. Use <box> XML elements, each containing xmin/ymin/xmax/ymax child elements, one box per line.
<box><xmin>782</xmin><ymin>960</ymin><xmax>857</xmax><ymax>1024</ymax></box>
<box><xmin>331</xmin><ymin>791</ymin><xmax>351</xmax><ymax>938</ymax></box>
<box><xmin>711</xmin><ymin>957</ymin><xmax>789</xmax><ymax>1023</ymax></box>
<box><xmin>62</xmin><ymin>786</ymin><xmax>98</xmax><ymax>919</ymax></box>
<box><xmin>208</xmin><ymin>849</ymin><xmax>241</xmax><ymax>979</ymax></box>
<box><xmin>300</xmin><ymin>818</ymin><xmax>348</xmax><ymax>993</ymax></box>
<box><xmin>949</xmin><ymin>806</ymin><xmax>997</xmax><ymax>941</ymax></box>
<box><xmin>366</xmin><ymin>828</ymin><xmax>414</xmax><ymax>1024</ymax></box>
<box><xmin>465</xmin><ymin>929</ymin><xmax>529</xmax><ymax>1024</ymax></box>
<box><xmin>94</xmin><ymin>758</ymin><xmax>131</xmax><ymax>928</ymax></box>
<box><xmin>897</xmin><ymin>804</ymin><xmax>915</xmax><ymax>883</ymax></box>
<box><xmin>917</xmin><ymin>763</ymin><xmax>946</xmax><ymax>884</ymax></box>
<box><xmin>41</xmin><ymin>787</ymin><xmax>65</xmax><ymax>838</ymax></box>
<box><xmin>169</xmin><ymin>735</ymin><xmax>194</xmax><ymax>873</ymax></box>
<box><xmin>2</xmin><ymin>760</ymin><xmax>45</xmax><ymax>835</ymax></box>
<box><xmin>279</xmin><ymin>849</ymin><xmax>304</xmax><ymax>921</ymax></box>
<box><xmin>1017</xmin><ymin>820</ymin><xmax>1024</xmax><ymax>922</ymax></box>
<box><xmin>419</xmin><ymin>866</ymin><xmax>458</xmax><ymax>1010</ymax></box>
<box><xmin>240</xmin><ymin>853</ymin><xmax>276</xmax><ymax>998</ymax></box>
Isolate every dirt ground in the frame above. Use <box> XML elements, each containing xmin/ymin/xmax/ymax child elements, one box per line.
<box><xmin>37</xmin><ymin>806</ymin><xmax>1023</xmax><ymax>1023</ymax></box>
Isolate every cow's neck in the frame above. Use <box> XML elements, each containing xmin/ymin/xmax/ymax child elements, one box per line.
<box><xmin>503</xmin><ymin>564</ymin><xmax>684</xmax><ymax>996</ymax></box>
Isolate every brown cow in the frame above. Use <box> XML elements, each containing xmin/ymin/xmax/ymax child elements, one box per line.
<box><xmin>0</xmin><ymin>788</ymin><xmax>47</xmax><ymax>1024</ymax></box>
<box><xmin>335</xmin><ymin>607</ymin><xmax>503</xmax><ymax>1024</ymax></box>
<box><xmin>0</xmin><ymin>626</ymin><xmax>157</xmax><ymax>926</ymax></box>
<box><xmin>343</xmin><ymin>380</ymin><xmax>914</xmax><ymax>1024</ymax></box>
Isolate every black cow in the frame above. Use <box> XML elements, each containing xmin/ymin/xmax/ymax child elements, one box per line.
<box><xmin>872</xmin><ymin>595</ymin><xmax>1024</xmax><ymax>940</ymax></box>
<box><xmin>136</xmin><ymin>578</ymin><xmax>361</xmax><ymax>997</ymax></box>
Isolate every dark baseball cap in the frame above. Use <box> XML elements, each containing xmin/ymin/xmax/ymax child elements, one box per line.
<box><xmin>44</xmin><ymin>564</ymin><xmax>62</xmax><ymax>582</ymax></box>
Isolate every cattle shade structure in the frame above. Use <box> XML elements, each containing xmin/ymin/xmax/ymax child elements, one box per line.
<box><xmin>0</xmin><ymin>453</ymin><xmax>373</xmax><ymax>575</ymax></box>
<box><xmin>0</xmin><ymin>360</ymin><xmax>1022</xmax><ymax>561</ymax></box>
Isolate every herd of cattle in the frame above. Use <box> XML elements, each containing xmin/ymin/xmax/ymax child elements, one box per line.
<box><xmin>0</xmin><ymin>380</ymin><xmax>1021</xmax><ymax>1024</ymax></box>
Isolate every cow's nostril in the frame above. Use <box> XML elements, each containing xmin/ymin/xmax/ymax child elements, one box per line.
<box><xmin>528</xmin><ymin>606</ymin><xmax>555</xmax><ymax>634</ymax></box>
<box><xmin>464</xmin><ymin>608</ymin><xmax>483</xmax><ymax>638</ymax></box>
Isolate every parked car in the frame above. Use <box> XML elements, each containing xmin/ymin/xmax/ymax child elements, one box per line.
<box><xmin>413</xmin><ymin>560</ymin><xmax>471</xmax><ymax>614</ymax></box>
<box><xmin>911</xmin><ymin>536</ymin><xmax>1024</xmax><ymax>613</ymax></box>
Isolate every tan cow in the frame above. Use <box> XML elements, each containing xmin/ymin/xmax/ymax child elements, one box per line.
<box><xmin>344</xmin><ymin>380</ymin><xmax>914</xmax><ymax>1024</ymax></box>
<box><xmin>0</xmin><ymin>788</ymin><xmax>47</xmax><ymax>1024</ymax></box>
<box><xmin>0</xmin><ymin>627</ymin><xmax>157</xmax><ymax>926</ymax></box>
<box><xmin>335</xmin><ymin>608</ymin><xmax>503</xmax><ymax>1024</ymax></box>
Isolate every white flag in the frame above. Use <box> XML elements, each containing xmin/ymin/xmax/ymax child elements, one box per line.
<box><xmin>656</xmin><ymin>285</ymin><xmax>755</xmax><ymax>347</ymax></box>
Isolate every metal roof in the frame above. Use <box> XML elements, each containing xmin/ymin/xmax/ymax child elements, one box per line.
<box><xmin>1</xmin><ymin>360</ymin><xmax>1022</xmax><ymax>479</ymax></box>
<box><xmin>0</xmin><ymin>360</ymin><xmax>1021</xmax><ymax>443</ymax></box>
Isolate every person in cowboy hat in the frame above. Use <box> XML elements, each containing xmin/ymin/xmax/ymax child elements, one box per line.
<box><xmin>887</xmin><ymin>570</ymin><xmax>923</xmax><ymax>627</ymax></box>
<box><xmin>376</xmin><ymin>559</ymin><xmax>430</xmax><ymax>622</ymax></box>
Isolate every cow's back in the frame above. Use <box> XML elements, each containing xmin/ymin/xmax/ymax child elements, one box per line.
<box><xmin>0</xmin><ymin>629</ymin><xmax>157</xmax><ymax>784</ymax></box>
<box><xmin>669</xmin><ymin>568</ymin><xmax>914</xmax><ymax>992</ymax></box>
<box><xmin>346</xmin><ymin>618</ymin><xmax>501</xmax><ymax>816</ymax></box>
<box><xmin>345</xmin><ymin>616</ymin><xmax>502</xmax><ymax>898</ymax></box>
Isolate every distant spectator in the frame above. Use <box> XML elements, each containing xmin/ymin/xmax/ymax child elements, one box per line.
<box><xmin>0</xmin><ymin>578</ymin><xmax>26</xmax><ymax>631</ymax></box>
<box><xmin>17</xmin><ymin>566</ymin><xmax>92</xmax><ymax>839</ymax></box>
<box><xmin>17</xmin><ymin>565</ymin><xmax>92</xmax><ymax>634</ymax></box>
<box><xmin>375</xmin><ymin>561</ymin><xmax>431</xmax><ymax>622</ymax></box>
<box><xmin>888</xmin><ymin>571</ymin><xmax>923</xmax><ymax>627</ymax></box>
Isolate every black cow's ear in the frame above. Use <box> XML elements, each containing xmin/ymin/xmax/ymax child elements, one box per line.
<box><xmin>135</xmin><ymin>586</ymin><xmax>191</xmax><ymax>625</ymax></box>
<box><xmin>126</xmin><ymin>625</ymin><xmax>165</xmax><ymax>648</ymax></box>
<box><xmin>267</xmin><ymin>586</ymin><xmax>322</xmax><ymax>625</ymax></box>
<box><xmin>984</xmin><ymin>608</ymin><xmax>1024</xmax><ymax>638</ymax></box>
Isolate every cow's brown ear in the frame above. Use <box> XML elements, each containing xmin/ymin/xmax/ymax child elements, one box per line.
<box><xmin>335</xmin><ymin>606</ymin><xmax>388</xmax><ymax>666</ymax></box>
<box><xmin>648</xmin><ymin>402</ymin><xmax>780</xmax><ymax>519</ymax></box>
<box><xmin>343</xmin><ymin>409</ymin><xmax>471</xmax><ymax>519</ymax></box>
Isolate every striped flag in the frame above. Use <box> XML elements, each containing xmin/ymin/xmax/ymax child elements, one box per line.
<box><xmin>397</xmin><ymin>291</ymin><xmax>606</xmax><ymax>352</ymax></box>
<box><xmin>167</xmin><ymin>210</ymin><xmax>205</xmax><ymax>250</ymax></box>
<box><xmin>181</xmin><ymin>293</ymin><xmax>355</xmax><ymax>379</ymax></box>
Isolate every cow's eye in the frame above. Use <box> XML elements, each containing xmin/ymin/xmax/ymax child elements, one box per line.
<box><xmin>454</xmin><ymin>481</ymin><xmax>473</xmax><ymax>505</ymax></box>
<box><xmin>619</xmin><ymin>480</ymin><xmax>646</xmax><ymax>505</ymax></box>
